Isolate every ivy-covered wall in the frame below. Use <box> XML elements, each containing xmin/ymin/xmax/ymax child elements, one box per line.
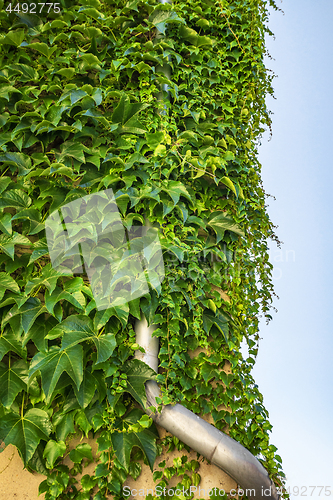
<box><xmin>0</xmin><ymin>0</ymin><xmax>286</xmax><ymax>499</ymax></box>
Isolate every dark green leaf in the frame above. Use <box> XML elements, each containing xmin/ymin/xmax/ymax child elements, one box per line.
<box><xmin>0</xmin><ymin>409</ymin><xmax>52</xmax><ymax>465</ymax></box>
<box><xmin>28</xmin><ymin>42</ymin><xmax>56</xmax><ymax>58</ymax></box>
<box><xmin>123</xmin><ymin>359</ymin><xmax>156</xmax><ymax>408</ymax></box>
<box><xmin>0</xmin><ymin>189</ymin><xmax>31</xmax><ymax>209</ymax></box>
<box><xmin>48</xmin><ymin>315</ymin><xmax>116</xmax><ymax>365</ymax></box>
<box><xmin>29</xmin><ymin>345</ymin><xmax>83</xmax><ymax>403</ymax></box>
<box><xmin>73</xmin><ymin>369</ymin><xmax>97</xmax><ymax>408</ymax></box>
<box><xmin>2</xmin><ymin>297</ymin><xmax>47</xmax><ymax>335</ymax></box>
<box><xmin>25</xmin><ymin>263</ymin><xmax>62</xmax><ymax>295</ymax></box>
<box><xmin>53</xmin><ymin>141</ymin><xmax>86</xmax><ymax>164</ymax></box>
<box><xmin>0</xmin><ymin>359</ymin><xmax>28</xmax><ymax>408</ymax></box>
<box><xmin>0</xmin><ymin>152</ymin><xmax>31</xmax><ymax>174</ymax></box>
<box><xmin>111</xmin><ymin>409</ymin><xmax>158</xmax><ymax>471</ymax></box>
<box><xmin>112</xmin><ymin>93</ymin><xmax>148</xmax><ymax>134</ymax></box>
<box><xmin>0</xmin><ymin>232</ymin><xmax>31</xmax><ymax>260</ymax></box>
<box><xmin>0</xmin><ymin>272</ymin><xmax>20</xmax><ymax>301</ymax></box>
<box><xmin>69</xmin><ymin>443</ymin><xmax>93</xmax><ymax>463</ymax></box>
<box><xmin>0</xmin><ymin>213</ymin><xmax>13</xmax><ymax>236</ymax></box>
<box><xmin>0</xmin><ymin>328</ymin><xmax>25</xmax><ymax>361</ymax></box>
<box><xmin>161</xmin><ymin>180</ymin><xmax>192</xmax><ymax>206</ymax></box>
<box><xmin>202</xmin><ymin>311</ymin><xmax>229</xmax><ymax>342</ymax></box>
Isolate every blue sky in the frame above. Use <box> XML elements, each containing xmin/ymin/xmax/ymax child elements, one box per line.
<box><xmin>250</xmin><ymin>0</ymin><xmax>333</xmax><ymax>496</ymax></box>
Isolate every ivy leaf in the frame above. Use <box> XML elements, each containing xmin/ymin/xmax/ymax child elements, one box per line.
<box><xmin>145</xmin><ymin>131</ymin><xmax>164</xmax><ymax>149</ymax></box>
<box><xmin>0</xmin><ymin>152</ymin><xmax>32</xmax><ymax>174</ymax></box>
<box><xmin>56</xmin><ymin>67</ymin><xmax>75</xmax><ymax>78</ymax></box>
<box><xmin>73</xmin><ymin>369</ymin><xmax>97</xmax><ymax>408</ymax></box>
<box><xmin>53</xmin><ymin>411</ymin><xmax>76</xmax><ymax>441</ymax></box>
<box><xmin>219</xmin><ymin>176</ymin><xmax>237</xmax><ymax>196</ymax></box>
<box><xmin>0</xmin><ymin>29</ymin><xmax>25</xmax><ymax>47</ymax></box>
<box><xmin>207</xmin><ymin>213</ymin><xmax>244</xmax><ymax>243</ymax></box>
<box><xmin>112</xmin><ymin>93</ymin><xmax>148</xmax><ymax>134</ymax></box>
<box><xmin>22</xmin><ymin>315</ymin><xmax>55</xmax><ymax>352</ymax></box>
<box><xmin>123</xmin><ymin>359</ymin><xmax>156</xmax><ymax>408</ymax></box>
<box><xmin>28</xmin><ymin>42</ymin><xmax>57</xmax><ymax>59</ymax></box>
<box><xmin>0</xmin><ymin>272</ymin><xmax>20</xmax><ymax>301</ymax></box>
<box><xmin>27</xmin><ymin>442</ymin><xmax>49</xmax><ymax>476</ymax></box>
<box><xmin>0</xmin><ymin>359</ymin><xmax>28</xmax><ymax>408</ymax></box>
<box><xmin>0</xmin><ymin>408</ymin><xmax>52</xmax><ymax>465</ymax></box>
<box><xmin>200</xmin><ymin>362</ymin><xmax>219</xmax><ymax>384</ymax></box>
<box><xmin>202</xmin><ymin>311</ymin><xmax>229</xmax><ymax>342</ymax></box>
<box><xmin>160</xmin><ymin>238</ymin><xmax>184</xmax><ymax>262</ymax></box>
<box><xmin>48</xmin><ymin>315</ymin><xmax>117</xmax><ymax>365</ymax></box>
<box><xmin>149</xmin><ymin>10</ymin><xmax>185</xmax><ymax>35</ymax></box>
<box><xmin>43</xmin><ymin>439</ymin><xmax>66</xmax><ymax>469</ymax></box>
<box><xmin>0</xmin><ymin>212</ymin><xmax>13</xmax><ymax>235</ymax></box>
<box><xmin>28</xmin><ymin>239</ymin><xmax>49</xmax><ymax>265</ymax></box>
<box><xmin>93</xmin><ymin>303</ymin><xmax>129</xmax><ymax>330</ymax></box>
<box><xmin>29</xmin><ymin>345</ymin><xmax>84</xmax><ymax>403</ymax></box>
<box><xmin>69</xmin><ymin>443</ymin><xmax>93</xmax><ymax>463</ymax></box>
<box><xmin>63</xmin><ymin>277</ymin><xmax>85</xmax><ymax>293</ymax></box>
<box><xmin>25</xmin><ymin>263</ymin><xmax>63</xmax><ymax>295</ymax></box>
<box><xmin>45</xmin><ymin>286</ymin><xmax>85</xmax><ymax>318</ymax></box>
<box><xmin>0</xmin><ymin>176</ymin><xmax>11</xmax><ymax>194</ymax></box>
<box><xmin>0</xmin><ymin>232</ymin><xmax>31</xmax><ymax>260</ymax></box>
<box><xmin>112</xmin><ymin>93</ymin><xmax>146</xmax><ymax>124</ymax></box>
<box><xmin>161</xmin><ymin>180</ymin><xmax>192</xmax><ymax>206</ymax></box>
<box><xmin>111</xmin><ymin>409</ymin><xmax>158</xmax><ymax>471</ymax></box>
<box><xmin>53</xmin><ymin>141</ymin><xmax>86</xmax><ymax>164</ymax></box>
<box><xmin>179</xmin><ymin>25</ymin><xmax>214</xmax><ymax>47</ymax></box>
<box><xmin>0</xmin><ymin>327</ymin><xmax>26</xmax><ymax>361</ymax></box>
<box><xmin>0</xmin><ymin>86</ymin><xmax>22</xmax><ymax>101</ymax></box>
<box><xmin>59</xmin><ymin>88</ymin><xmax>87</xmax><ymax>105</ymax></box>
<box><xmin>4</xmin><ymin>63</ymin><xmax>39</xmax><ymax>82</ymax></box>
<box><xmin>21</xmin><ymin>298</ymin><xmax>47</xmax><ymax>334</ymax></box>
<box><xmin>128</xmin><ymin>298</ymin><xmax>141</xmax><ymax>320</ymax></box>
<box><xmin>11</xmin><ymin>208</ymin><xmax>44</xmax><ymax>235</ymax></box>
<box><xmin>79</xmin><ymin>53</ymin><xmax>102</xmax><ymax>70</ymax></box>
<box><xmin>0</xmin><ymin>189</ymin><xmax>32</xmax><ymax>209</ymax></box>
<box><xmin>2</xmin><ymin>297</ymin><xmax>47</xmax><ymax>335</ymax></box>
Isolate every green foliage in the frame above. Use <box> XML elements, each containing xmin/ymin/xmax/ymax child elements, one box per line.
<box><xmin>0</xmin><ymin>0</ymin><xmax>287</xmax><ymax>498</ymax></box>
<box><xmin>0</xmin><ymin>408</ymin><xmax>52</xmax><ymax>463</ymax></box>
<box><xmin>111</xmin><ymin>408</ymin><xmax>159</xmax><ymax>471</ymax></box>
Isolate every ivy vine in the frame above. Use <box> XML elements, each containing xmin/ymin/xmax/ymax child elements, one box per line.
<box><xmin>0</xmin><ymin>0</ymin><xmax>287</xmax><ymax>499</ymax></box>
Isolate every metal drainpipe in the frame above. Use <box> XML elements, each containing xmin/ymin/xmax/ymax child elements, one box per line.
<box><xmin>134</xmin><ymin>2</ymin><xmax>280</xmax><ymax>499</ymax></box>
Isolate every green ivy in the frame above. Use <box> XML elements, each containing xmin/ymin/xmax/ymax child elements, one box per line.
<box><xmin>0</xmin><ymin>0</ymin><xmax>287</xmax><ymax>499</ymax></box>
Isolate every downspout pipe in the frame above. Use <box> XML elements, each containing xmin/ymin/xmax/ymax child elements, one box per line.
<box><xmin>134</xmin><ymin>2</ymin><xmax>280</xmax><ymax>499</ymax></box>
<box><xmin>134</xmin><ymin>317</ymin><xmax>279</xmax><ymax>500</ymax></box>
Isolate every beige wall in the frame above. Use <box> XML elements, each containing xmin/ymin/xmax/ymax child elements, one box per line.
<box><xmin>0</xmin><ymin>430</ymin><xmax>237</xmax><ymax>500</ymax></box>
